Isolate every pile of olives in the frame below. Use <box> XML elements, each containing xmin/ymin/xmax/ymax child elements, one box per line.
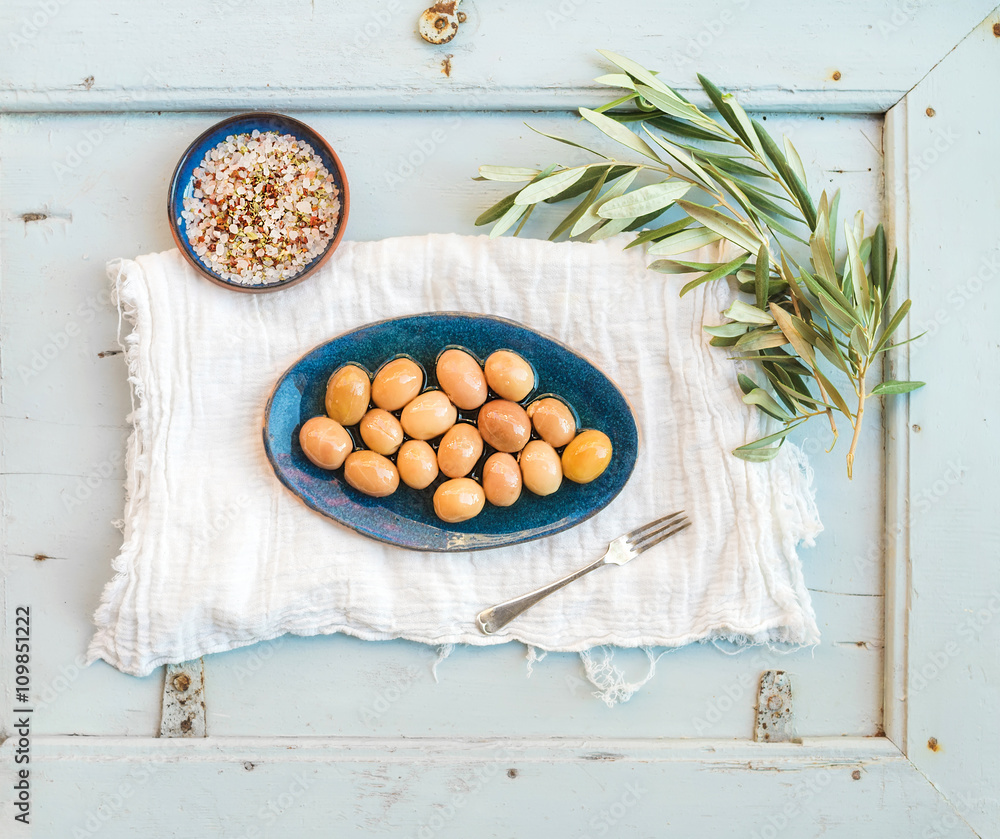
<box><xmin>298</xmin><ymin>347</ymin><xmax>613</xmax><ymax>523</ymax></box>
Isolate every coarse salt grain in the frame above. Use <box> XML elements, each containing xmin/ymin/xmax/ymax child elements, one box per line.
<box><xmin>181</xmin><ymin>131</ymin><xmax>341</xmax><ymax>285</ymax></box>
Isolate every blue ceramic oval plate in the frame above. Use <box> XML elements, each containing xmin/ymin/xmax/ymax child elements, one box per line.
<box><xmin>263</xmin><ymin>313</ymin><xmax>639</xmax><ymax>551</ymax></box>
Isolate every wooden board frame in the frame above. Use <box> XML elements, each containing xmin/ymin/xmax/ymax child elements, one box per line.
<box><xmin>1</xmin><ymin>3</ymin><xmax>998</xmax><ymax>835</ymax></box>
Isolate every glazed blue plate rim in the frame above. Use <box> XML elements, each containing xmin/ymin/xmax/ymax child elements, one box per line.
<box><xmin>167</xmin><ymin>111</ymin><xmax>350</xmax><ymax>293</ymax></box>
<box><xmin>262</xmin><ymin>313</ymin><xmax>640</xmax><ymax>552</ymax></box>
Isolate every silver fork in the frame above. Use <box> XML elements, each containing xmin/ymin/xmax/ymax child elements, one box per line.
<box><xmin>475</xmin><ymin>511</ymin><xmax>692</xmax><ymax>635</ymax></box>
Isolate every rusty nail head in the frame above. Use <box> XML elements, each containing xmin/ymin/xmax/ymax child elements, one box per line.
<box><xmin>419</xmin><ymin>1</ymin><xmax>463</xmax><ymax>45</ymax></box>
<box><xmin>993</xmin><ymin>22</ymin><xmax>1000</xmax><ymax>37</ymax></box>
<box><xmin>172</xmin><ymin>673</ymin><xmax>192</xmax><ymax>692</ymax></box>
<box><xmin>927</xmin><ymin>737</ymin><xmax>940</xmax><ymax>751</ymax></box>
<box><xmin>507</xmin><ymin>768</ymin><xmax>518</xmax><ymax>779</ymax></box>
<box><xmin>925</xmin><ymin>107</ymin><xmax>936</xmax><ymax>117</ymax></box>
<box><xmin>832</xmin><ymin>71</ymin><xmax>842</xmax><ymax>81</ymax></box>
<box><xmin>851</xmin><ymin>770</ymin><xmax>861</xmax><ymax>780</ymax></box>
<box><xmin>766</xmin><ymin>694</ymin><xmax>783</xmax><ymax>711</ymax></box>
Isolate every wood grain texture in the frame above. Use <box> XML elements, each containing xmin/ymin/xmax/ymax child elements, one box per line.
<box><xmin>881</xmin><ymin>95</ymin><xmax>912</xmax><ymax>756</ymax></box>
<box><xmin>0</xmin><ymin>111</ymin><xmax>885</xmax><ymax>743</ymax></box>
<box><xmin>0</xmin><ymin>736</ymin><xmax>979</xmax><ymax>838</ymax></box>
<box><xmin>5</xmin><ymin>2</ymin><xmax>996</xmax><ymax>831</ymax></box>
<box><xmin>0</xmin><ymin>1</ymin><xmax>996</xmax><ymax>112</ymax></box>
<box><xmin>895</xmin><ymin>12</ymin><xmax>1000</xmax><ymax>837</ymax></box>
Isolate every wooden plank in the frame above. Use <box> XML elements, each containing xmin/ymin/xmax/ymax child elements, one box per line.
<box><xmin>3</xmin><ymin>524</ymin><xmax>882</xmax><ymax>739</ymax></box>
<box><xmin>881</xmin><ymin>95</ymin><xmax>911</xmax><ymax>753</ymax></box>
<box><xmin>0</xmin><ymin>736</ymin><xmax>979</xmax><ymax>837</ymax></box>
<box><xmin>1</xmin><ymin>110</ymin><xmax>885</xmax><ymax>739</ymax></box>
<box><xmin>0</xmin><ymin>1</ymin><xmax>996</xmax><ymax>113</ymax></box>
<box><xmin>894</xmin><ymin>11</ymin><xmax>1000</xmax><ymax>837</ymax></box>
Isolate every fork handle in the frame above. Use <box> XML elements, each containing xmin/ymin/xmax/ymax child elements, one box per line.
<box><xmin>476</xmin><ymin>555</ymin><xmax>608</xmax><ymax>634</ymax></box>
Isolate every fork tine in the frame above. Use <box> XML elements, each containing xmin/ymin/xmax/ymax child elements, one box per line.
<box><xmin>628</xmin><ymin>517</ymin><xmax>686</xmax><ymax>548</ymax></box>
<box><xmin>632</xmin><ymin>519</ymin><xmax>691</xmax><ymax>554</ymax></box>
<box><xmin>626</xmin><ymin>510</ymin><xmax>684</xmax><ymax>541</ymax></box>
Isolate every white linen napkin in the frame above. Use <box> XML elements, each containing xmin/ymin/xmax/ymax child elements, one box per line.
<box><xmin>88</xmin><ymin>234</ymin><xmax>822</xmax><ymax>688</ymax></box>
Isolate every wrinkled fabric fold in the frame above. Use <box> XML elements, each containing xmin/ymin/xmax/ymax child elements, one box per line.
<box><xmin>88</xmin><ymin>234</ymin><xmax>822</xmax><ymax>677</ymax></box>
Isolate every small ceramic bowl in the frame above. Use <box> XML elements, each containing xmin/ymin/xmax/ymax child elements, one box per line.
<box><xmin>167</xmin><ymin>112</ymin><xmax>350</xmax><ymax>293</ymax></box>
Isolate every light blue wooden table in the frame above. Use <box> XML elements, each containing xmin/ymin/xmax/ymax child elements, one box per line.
<box><xmin>1</xmin><ymin>2</ymin><xmax>997</xmax><ymax>835</ymax></box>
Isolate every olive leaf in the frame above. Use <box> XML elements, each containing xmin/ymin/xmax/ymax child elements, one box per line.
<box><xmin>871</xmin><ymin>380</ymin><xmax>926</xmax><ymax>396</ymax></box>
<box><xmin>515</xmin><ymin>168</ymin><xmax>589</xmax><ymax>205</ymax></box>
<box><xmin>743</xmin><ymin>387</ymin><xmax>792</xmax><ymax>421</ymax></box>
<box><xmin>489</xmin><ymin>203</ymin><xmax>528</xmax><ymax>239</ymax></box>
<box><xmin>647</xmin><ymin>227</ymin><xmax>723</xmax><ymax>256</ymax></box>
<box><xmin>579</xmin><ymin>108</ymin><xmax>662</xmax><ymax>161</ymax></box>
<box><xmin>678</xmin><ymin>200</ymin><xmax>765</xmax><ymax>255</ymax></box>
<box><xmin>571</xmin><ymin>168</ymin><xmax>639</xmax><ymax>237</ymax></box>
<box><xmin>478</xmin><ymin>166</ymin><xmax>543</xmax><ymax>182</ymax></box>
<box><xmin>598</xmin><ymin>181</ymin><xmax>691</xmax><ymax>219</ymax></box>
<box><xmin>704</xmin><ymin>322</ymin><xmax>750</xmax><ymax>338</ymax></box>
<box><xmin>624</xmin><ymin>217</ymin><xmax>694</xmax><ymax>249</ymax></box>
<box><xmin>725</xmin><ymin>299</ymin><xmax>774</xmax><ymax>325</ymax></box>
<box><xmin>472</xmin><ymin>51</ymin><xmax>925</xmax><ymax>479</ymax></box>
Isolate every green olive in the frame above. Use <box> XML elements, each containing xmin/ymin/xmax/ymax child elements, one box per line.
<box><xmin>400</xmin><ymin>390</ymin><xmax>457</xmax><ymax>440</ymax></box>
<box><xmin>437</xmin><ymin>423</ymin><xmax>484</xmax><ymax>478</ymax></box>
<box><xmin>372</xmin><ymin>358</ymin><xmax>424</xmax><ymax>411</ymax></box>
<box><xmin>561</xmin><ymin>430</ymin><xmax>613</xmax><ymax>484</ymax></box>
<box><xmin>359</xmin><ymin>408</ymin><xmax>404</xmax><ymax>456</ymax></box>
<box><xmin>298</xmin><ymin>416</ymin><xmax>353</xmax><ymax>470</ymax></box>
<box><xmin>325</xmin><ymin>364</ymin><xmax>371</xmax><ymax>426</ymax></box>
<box><xmin>343</xmin><ymin>450</ymin><xmax>399</xmax><ymax>497</ymax></box>
<box><xmin>477</xmin><ymin>400</ymin><xmax>531</xmax><ymax>453</ymax></box>
<box><xmin>396</xmin><ymin>440</ymin><xmax>439</xmax><ymax>490</ymax></box>
<box><xmin>433</xmin><ymin>478</ymin><xmax>486</xmax><ymax>523</ymax></box>
<box><xmin>518</xmin><ymin>440</ymin><xmax>563</xmax><ymax>496</ymax></box>
<box><xmin>526</xmin><ymin>397</ymin><xmax>576</xmax><ymax>448</ymax></box>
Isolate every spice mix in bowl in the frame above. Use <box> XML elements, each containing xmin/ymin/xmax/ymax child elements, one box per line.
<box><xmin>168</xmin><ymin>113</ymin><xmax>350</xmax><ymax>292</ymax></box>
